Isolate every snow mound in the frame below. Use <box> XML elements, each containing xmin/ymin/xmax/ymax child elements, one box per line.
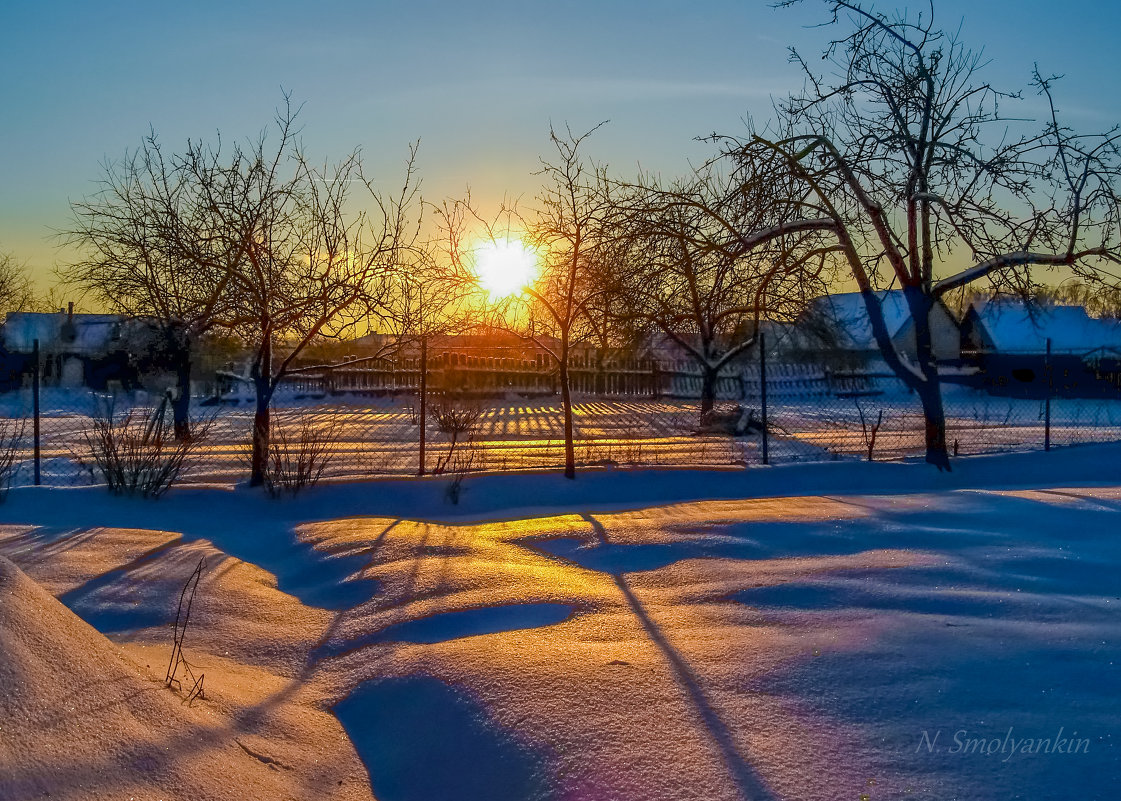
<box><xmin>0</xmin><ymin>556</ymin><xmax>314</xmax><ymax>801</ymax></box>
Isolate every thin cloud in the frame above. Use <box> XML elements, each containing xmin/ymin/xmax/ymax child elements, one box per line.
<box><xmin>378</xmin><ymin>76</ymin><xmax>795</xmax><ymax>106</ymax></box>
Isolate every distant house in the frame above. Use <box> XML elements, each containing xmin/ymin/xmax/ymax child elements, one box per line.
<box><xmin>346</xmin><ymin>330</ymin><xmax>559</xmax><ymax>367</ymax></box>
<box><xmin>794</xmin><ymin>290</ymin><xmax>961</xmax><ymax>365</ymax></box>
<box><xmin>636</xmin><ymin>321</ymin><xmax>795</xmax><ymax>369</ymax></box>
<box><xmin>959</xmin><ymin>298</ymin><xmax>1121</xmax><ymax>397</ymax></box>
<box><xmin>961</xmin><ymin>298</ymin><xmax>1121</xmax><ymax>355</ymax></box>
<box><xmin>1</xmin><ymin>309</ymin><xmax>137</xmax><ymax>390</ymax></box>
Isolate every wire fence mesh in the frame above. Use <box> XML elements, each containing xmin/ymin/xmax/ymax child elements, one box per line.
<box><xmin>5</xmin><ymin>350</ymin><xmax>1121</xmax><ymax>490</ymax></box>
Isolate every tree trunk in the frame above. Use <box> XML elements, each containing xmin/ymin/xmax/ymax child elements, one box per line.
<box><xmin>249</xmin><ymin>336</ymin><xmax>273</xmax><ymax>487</ymax></box>
<box><xmin>559</xmin><ymin>354</ymin><xmax>576</xmax><ymax>480</ymax></box>
<box><xmin>915</xmin><ymin>379</ymin><xmax>949</xmax><ymax>469</ymax></box>
<box><xmin>249</xmin><ymin>379</ymin><xmax>273</xmax><ymax>486</ymax></box>
<box><xmin>594</xmin><ymin>347</ymin><xmax>606</xmax><ymax>395</ymax></box>
<box><xmin>904</xmin><ymin>286</ymin><xmax>951</xmax><ymax>470</ymax></box>
<box><xmin>699</xmin><ymin>366</ymin><xmax>718</xmax><ymax>422</ymax></box>
<box><xmin>171</xmin><ymin>346</ymin><xmax>193</xmax><ymax>442</ymax></box>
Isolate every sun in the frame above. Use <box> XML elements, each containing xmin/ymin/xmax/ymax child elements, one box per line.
<box><xmin>472</xmin><ymin>239</ymin><xmax>539</xmax><ymax>300</ymax></box>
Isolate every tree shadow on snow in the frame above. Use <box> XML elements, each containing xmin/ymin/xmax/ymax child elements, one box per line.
<box><xmin>581</xmin><ymin>513</ymin><xmax>781</xmax><ymax>801</ymax></box>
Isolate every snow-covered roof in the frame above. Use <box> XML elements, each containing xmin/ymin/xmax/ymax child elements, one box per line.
<box><xmin>2</xmin><ymin>312</ymin><xmax>122</xmax><ymax>354</ymax></box>
<box><xmin>967</xmin><ymin>299</ymin><xmax>1121</xmax><ymax>354</ymax></box>
<box><xmin>804</xmin><ymin>291</ymin><xmax>917</xmax><ymax>350</ymax></box>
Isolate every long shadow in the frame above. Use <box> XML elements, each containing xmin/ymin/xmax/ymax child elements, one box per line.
<box><xmin>57</xmin><ymin>538</ymin><xmax>188</xmax><ymax>632</ymax></box>
<box><xmin>36</xmin><ymin>508</ymin><xmax>392</xmax><ymax>621</ymax></box>
<box><xmin>4</xmin><ymin>526</ymin><xmax>98</xmax><ymax>559</ymax></box>
<box><xmin>334</xmin><ymin>675</ymin><xmax>552</xmax><ymax>801</ymax></box>
<box><xmin>308</xmin><ymin>519</ymin><xmax>431</xmax><ymax>661</ymax></box>
<box><xmin>318</xmin><ymin>603</ymin><xmax>577</xmax><ymax>660</ymax></box>
<box><xmin>316</xmin><ymin>523</ymin><xmax>585</xmax><ymax>664</ymax></box>
<box><xmin>246</xmin><ymin>524</ymin><xmax>384</xmax><ymax>611</ymax></box>
<box><xmin>433</xmin><ymin>524</ymin><xmax>464</xmax><ymax>600</ymax></box>
<box><xmin>581</xmin><ymin>514</ymin><xmax>779</xmax><ymax>801</ymax></box>
<box><xmin>1</xmin><ymin>659</ymin><xmax>338</xmax><ymax>800</ymax></box>
<box><xmin>1035</xmin><ymin>487</ymin><xmax>1121</xmax><ymax>512</ymax></box>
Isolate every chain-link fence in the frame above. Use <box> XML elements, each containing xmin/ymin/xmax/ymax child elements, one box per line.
<box><xmin>759</xmin><ymin>378</ymin><xmax>1121</xmax><ymax>463</ymax></box>
<box><xmin>4</xmin><ymin>341</ymin><xmax>1121</xmax><ymax>490</ymax></box>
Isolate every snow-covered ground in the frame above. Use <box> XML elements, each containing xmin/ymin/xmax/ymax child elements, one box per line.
<box><xmin>5</xmin><ymin>386</ymin><xmax>1121</xmax><ymax>487</ymax></box>
<box><xmin>2</xmin><ymin>446</ymin><xmax>1119</xmax><ymax>799</ymax></box>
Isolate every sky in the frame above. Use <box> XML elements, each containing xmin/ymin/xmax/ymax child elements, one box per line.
<box><xmin>2</xmin><ymin>0</ymin><xmax>1120</xmax><ymax>297</ymax></box>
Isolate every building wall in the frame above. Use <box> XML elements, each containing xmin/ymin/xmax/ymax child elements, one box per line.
<box><xmin>891</xmin><ymin>304</ymin><xmax>961</xmax><ymax>362</ymax></box>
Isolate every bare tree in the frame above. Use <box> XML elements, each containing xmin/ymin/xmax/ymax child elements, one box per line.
<box><xmin>197</xmin><ymin>102</ymin><xmax>420</xmax><ymax>486</ymax></box>
<box><xmin>380</xmin><ymin>198</ymin><xmax>479</xmax><ymax>475</ymax></box>
<box><xmin>615</xmin><ymin>158</ymin><xmax>836</xmax><ymax>420</ymax></box>
<box><xmin>577</xmin><ymin>241</ymin><xmax>645</xmax><ymax>396</ymax></box>
<box><xmin>515</xmin><ymin>125</ymin><xmax>617</xmax><ymax>479</ymax></box>
<box><xmin>1029</xmin><ymin>279</ymin><xmax>1121</xmax><ymax>319</ymax></box>
<box><xmin>742</xmin><ymin>0</ymin><xmax>1121</xmax><ymax>469</ymax></box>
<box><xmin>66</xmin><ymin>132</ymin><xmax>241</xmax><ymax>439</ymax></box>
<box><xmin>0</xmin><ymin>251</ymin><xmax>37</xmax><ymax>314</ymax></box>
<box><xmin>446</xmin><ymin>127</ymin><xmax>617</xmax><ymax>479</ymax></box>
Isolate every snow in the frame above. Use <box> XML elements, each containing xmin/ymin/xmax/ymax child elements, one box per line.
<box><xmin>968</xmin><ymin>298</ymin><xmax>1121</xmax><ymax>354</ymax></box>
<box><xmin>0</xmin><ymin>554</ymin><xmax>372</xmax><ymax>801</ymax></box>
<box><xmin>2</xmin><ymin>446</ymin><xmax>1119</xmax><ymax>799</ymax></box>
<box><xmin>7</xmin><ymin>385</ymin><xmax>1121</xmax><ymax>490</ymax></box>
<box><xmin>335</xmin><ymin>676</ymin><xmax>553</xmax><ymax>801</ymax></box>
<box><xmin>805</xmin><ymin>290</ymin><xmax>918</xmax><ymax>350</ymax></box>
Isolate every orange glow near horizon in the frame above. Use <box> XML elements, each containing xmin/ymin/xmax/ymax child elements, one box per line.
<box><xmin>472</xmin><ymin>238</ymin><xmax>540</xmax><ymax>300</ymax></box>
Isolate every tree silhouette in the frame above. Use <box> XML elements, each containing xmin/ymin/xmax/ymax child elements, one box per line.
<box><xmin>741</xmin><ymin>0</ymin><xmax>1121</xmax><ymax>468</ymax></box>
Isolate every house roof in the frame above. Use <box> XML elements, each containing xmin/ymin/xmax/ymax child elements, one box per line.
<box><xmin>804</xmin><ymin>291</ymin><xmax>921</xmax><ymax>351</ymax></box>
<box><xmin>2</xmin><ymin>312</ymin><xmax>122</xmax><ymax>354</ymax></box>
<box><xmin>967</xmin><ymin>299</ymin><xmax>1121</xmax><ymax>354</ymax></box>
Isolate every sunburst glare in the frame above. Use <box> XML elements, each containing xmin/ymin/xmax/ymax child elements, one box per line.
<box><xmin>472</xmin><ymin>239</ymin><xmax>539</xmax><ymax>300</ymax></box>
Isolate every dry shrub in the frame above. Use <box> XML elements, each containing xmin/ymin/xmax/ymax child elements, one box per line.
<box><xmin>405</xmin><ymin>400</ymin><xmax>421</xmax><ymax>426</ymax></box>
<box><xmin>166</xmin><ymin>558</ymin><xmax>206</xmax><ymax>705</ymax></box>
<box><xmin>432</xmin><ymin>401</ymin><xmax>482</xmax><ymax>438</ymax></box>
<box><xmin>856</xmin><ymin>400</ymin><xmax>885</xmax><ymax>462</ymax></box>
<box><xmin>444</xmin><ymin>437</ymin><xmax>478</xmax><ymax>505</ymax></box>
<box><xmin>432</xmin><ymin>398</ymin><xmax>481</xmax><ymax>475</ymax></box>
<box><xmin>430</xmin><ymin>398</ymin><xmax>481</xmax><ymax>504</ymax></box>
<box><xmin>263</xmin><ymin>417</ymin><xmax>339</xmax><ymax>497</ymax></box>
<box><xmin>84</xmin><ymin>402</ymin><xmax>208</xmax><ymax>499</ymax></box>
<box><xmin>0</xmin><ymin>417</ymin><xmax>26</xmax><ymax>501</ymax></box>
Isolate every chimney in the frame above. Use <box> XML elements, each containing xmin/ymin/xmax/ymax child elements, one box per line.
<box><xmin>68</xmin><ymin>302</ymin><xmax>74</xmax><ymax>323</ymax></box>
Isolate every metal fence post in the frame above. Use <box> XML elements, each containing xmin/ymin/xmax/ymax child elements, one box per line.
<box><xmin>1044</xmin><ymin>337</ymin><xmax>1052</xmax><ymax>452</ymax></box>
<box><xmin>32</xmin><ymin>338</ymin><xmax>41</xmax><ymax>486</ymax></box>
<box><xmin>760</xmin><ymin>332</ymin><xmax>769</xmax><ymax>465</ymax></box>
<box><xmin>418</xmin><ymin>335</ymin><xmax>427</xmax><ymax>476</ymax></box>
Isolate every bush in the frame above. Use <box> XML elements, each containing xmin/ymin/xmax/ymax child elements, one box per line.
<box><xmin>430</xmin><ymin>397</ymin><xmax>481</xmax><ymax>504</ymax></box>
<box><xmin>83</xmin><ymin>401</ymin><xmax>208</xmax><ymax>498</ymax></box>
<box><xmin>262</xmin><ymin>417</ymin><xmax>339</xmax><ymax>497</ymax></box>
<box><xmin>431</xmin><ymin>398</ymin><xmax>481</xmax><ymax>475</ymax></box>
<box><xmin>444</xmin><ymin>438</ymin><xmax>478</xmax><ymax>505</ymax></box>
<box><xmin>0</xmin><ymin>417</ymin><xmax>26</xmax><ymax>501</ymax></box>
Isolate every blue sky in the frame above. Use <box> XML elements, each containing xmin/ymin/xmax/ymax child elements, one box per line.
<box><xmin>2</xmin><ymin>0</ymin><xmax>1119</xmax><ymax>293</ymax></box>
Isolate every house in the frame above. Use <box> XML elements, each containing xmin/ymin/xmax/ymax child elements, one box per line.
<box><xmin>794</xmin><ymin>290</ymin><xmax>961</xmax><ymax>366</ymax></box>
<box><xmin>961</xmin><ymin>298</ymin><xmax>1121</xmax><ymax>355</ymax></box>
<box><xmin>959</xmin><ymin>298</ymin><xmax>1121</xmax><ymax>398</ymax></box>
<box><xmin>1</xmin><ymin>308</ymin><xmax>137</xmax><ymax>390</ymax></box>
